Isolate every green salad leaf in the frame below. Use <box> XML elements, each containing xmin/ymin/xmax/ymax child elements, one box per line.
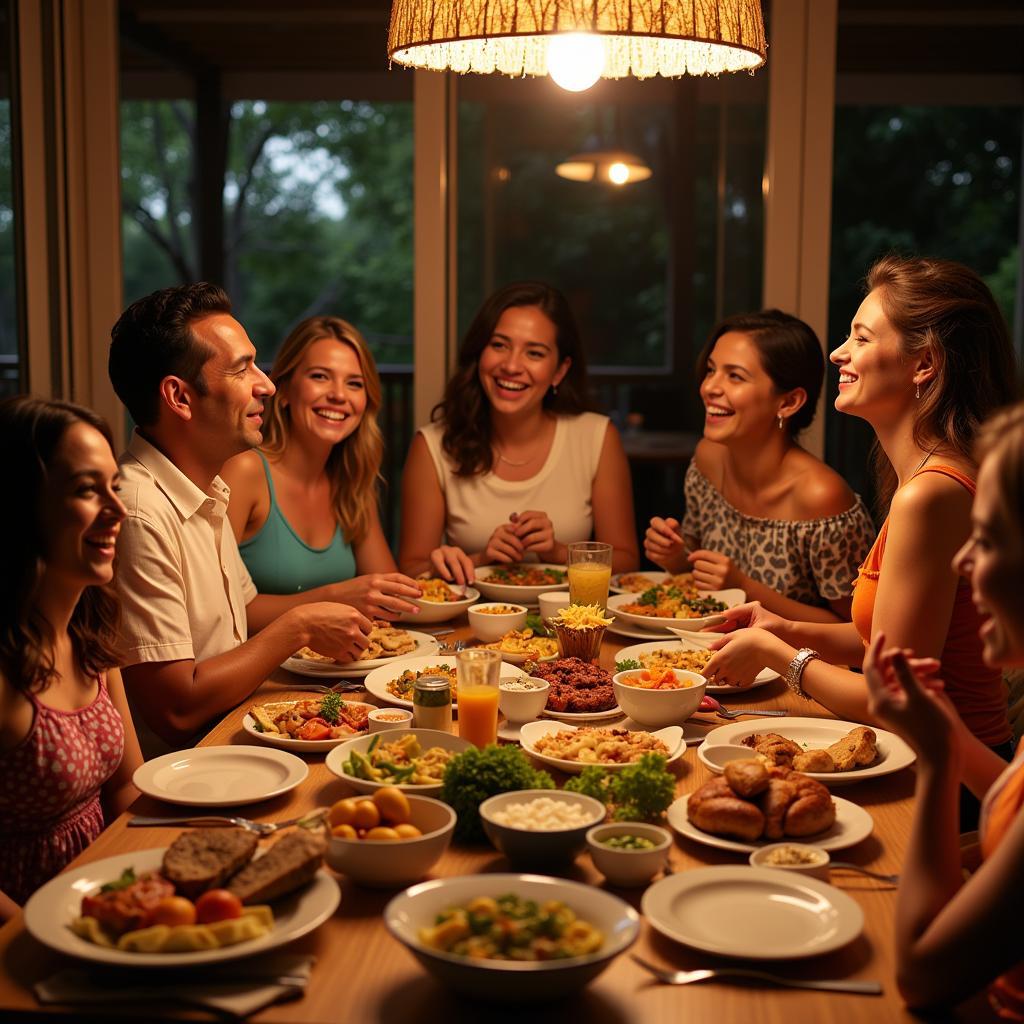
<box><xmin>564</xmin><ymin>753</ymin><xmax>675</xmax><ymax>822</ymax></box>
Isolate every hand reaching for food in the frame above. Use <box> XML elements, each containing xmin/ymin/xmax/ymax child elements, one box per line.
<box><xmin>429</xmin><ymin>544</ymin><xmax>476</xmax><ymax>585</ymax></box>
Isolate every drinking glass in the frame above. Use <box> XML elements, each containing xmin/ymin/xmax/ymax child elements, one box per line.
<box><xmin>567</xmin><ymin>541</ymin><xmax>613</xmax><ymax>608</ymax></box>
<box><xmin>456</xmin><ymin>648</ymin><xmax>501</xmax><ymax>747</ymax></box>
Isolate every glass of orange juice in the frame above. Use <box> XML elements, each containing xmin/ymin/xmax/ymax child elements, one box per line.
<box><xmin>567</xmin><ymin>541</ymin><xmax>613</xmax><ymax>608</ymax></box>
<box><xmin>456</xmin><ymin>648</ymin><xmax>501</xmax><ymax>748</ymax></box>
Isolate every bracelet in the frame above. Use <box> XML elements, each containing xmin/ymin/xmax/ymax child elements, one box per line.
<box><xmin>785</xmin><ymin>648</ymin><xmax>820</xmax><ymax>699</ymax></box>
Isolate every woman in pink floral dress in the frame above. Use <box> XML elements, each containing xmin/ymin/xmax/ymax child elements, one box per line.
<box><xmin>0</xmin><ymin>397</ymin><xmax>143</xmax><ymax>918</ymax></box>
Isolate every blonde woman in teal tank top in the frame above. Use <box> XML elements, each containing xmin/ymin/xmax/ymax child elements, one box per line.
<box><xmin>222</xmin><ymin>317</ymin><xmax>422</xmax><ymax>620</ymax></box>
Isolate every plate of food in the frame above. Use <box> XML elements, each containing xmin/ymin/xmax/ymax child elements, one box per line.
<box><xmin>283</xmin><ymin>625</ymin><xmax>440</xmax><ymax>677</ymax></box>
<box><xmin>243</xmin><ymin>696</ymin><xmax>376</xmax><ymax>753</ymax></box>
<box><xmin>610</xmin><ymin>571</ymin><xmax>698</xmax><ymax>596</ymax></box>
<box><xmin>363</xmin><ymin>654</ymin><xmax>527</xmax><ymax>709</ymax></box>
<box><xmin>23</xmin><ymin>829</ymin><xmax>339</xmax><ymax>967</ymax></box>
<box><xmin>473</xmin><ymin>564</ymin><xmax>568</xmax><ymax>605</ymax></box>
<box><xmin>325</xmin><ymin>728</ymin><xmax>473</xmax><ymax>796</ymax></box>
<box><xmin>519</xmin><ymin>720</ymin><xmax>684</xmax><ymax>774</ymax></box>
<box><xmin>612</xmin><ymin>639</ymin><xmax>778</xmax><ymax>693</ymax></box>
<box><xmin>526</xmin><ymin>657</ymin><xmax>622</xmax><ymax>720</ymax></box>
<box><xmin>479</xmin><ymin>628</ymin><xmax>559</xmax><ymax>665</ymax></box>
<box><xmin>642</xmin><ymin>867</ymin><xmax>864</xmax><ymax>960</ymax></box>
<box><xmin>133</xmin><ymin>747</ymin><xmax>308</xmax><ymax>807</ymax></box>
<box><xmin>666</xmin><ymin>760</ymin><xmax>873</xmax><ymax>853</ymax></box>
<box><xmin>398</xmin><ymin>581</ymin><xmax>481</xmax><ymax>625</ymax></box>
<box><xmin>606</xmin><ymin>588</ymin><xmax>745</xmax><ymax>632</ymax></box>
<box><xmin>699</xmin><ymin>718</ymin><xmax>915</xmax><ymax>784</ymax></box>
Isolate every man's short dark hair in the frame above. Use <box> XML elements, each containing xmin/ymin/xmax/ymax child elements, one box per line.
<box><xmin>109</xmin><ymin>282</ymin><xmax>232</xmax><ymax>426</ymax></box>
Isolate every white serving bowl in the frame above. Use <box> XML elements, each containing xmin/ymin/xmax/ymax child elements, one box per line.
<box><xmin>586</xmin><ymin>823</ymin><xmax>673</xmax><ymax>887</ymax></box>
<box><xmin>612</xmin><ymin>668</ymin><xmax>706</xmax><ymax>729</ymax></box>
<box><xmin>326</xmin><ymin>795</ymin><xmax>456</xmax><ymax>888</ymax></box>
<box><xmin>479</xmin><ymin>789</ymin><xmax>606</xmax><ymax>868</ymax></box>
<box><xmin>368</xmin><ymin>708</ymin><xmax>414</xmax><ymax>733</ymax></box>
<box><xmin>749</xmin><ymin>843</ymin><xmax>831</xmax><ymax>881</ymax></box>
<box><xmin>697</xmin><ymin>742</ymin><xmax>758</xmax><ymax>773</ymax></box>
<box><xmin>538</xmin><ymin>590</ymin><xmax>572</xmax><ymax>623</ymax></box>
<box><xmin>474</xmin><ymin>565</ymin><xmax>569</xmax><ymax>605</ymax></box>
<box><xmin>400</xmin><ymin>586</ymin><xmax>480</xmax><ymax>625</ymax></box>
<box><xmin>385</xmin><ymin>873</ymin><xmax>640</xmax><ymax>1001</ymax></box>
<box><xmin>467</xmin><ymin>602</ymin><xmax>529</xmax><ymax>642</ymax></box>
<box><xmin>498</xmin><ymin>677</ymin><xmax>549</xmax><ymax>724</ymax></box>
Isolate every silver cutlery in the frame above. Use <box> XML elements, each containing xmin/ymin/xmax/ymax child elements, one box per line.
<box><xmin>420</xmin><ymin>627</ymin><xmax>454</xmax><ymax>637</ymax></box>
<box><xmin>439</xmin><ymin>639</ymin><xmax>467</xmax><ymax>653</ymax></box>
<box><xmin>127</xmin><ymin>808</ymin><xmax>327</xmax><ymax>836</ymax></box>
<box><xmin>631</xmin><ymin>955</ymin><xmax>882</xmax><ymax>995</ymax></box>
<box><xmin>700</xmin><ymin>696</ymin><xmax>788</xmax><ymax>719</ymax></box>
<box><xmin>829</xmin><ymin>862</ymin><xmax>900</xmax><ymax>884</ymax></box>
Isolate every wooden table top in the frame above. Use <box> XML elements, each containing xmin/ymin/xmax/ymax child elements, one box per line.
<box><xmin>0</xmin><ymin>619</ymin><xmax>1000</xmax><ymax>1023</ymax></box>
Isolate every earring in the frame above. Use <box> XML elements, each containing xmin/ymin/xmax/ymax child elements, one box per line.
<box><xmin>549</xmin><ymin>383</ymin><xmax>559</xmax><ymax>398</ymax></box>
<box><xmin>915</xmin><ymin>382</ymin><xmax>920</xmax><ymax>399</ymax></box>
<box><xmin>777</xmin><ymin>415</ymin><xmax>784</xmax><ymax>430</ymax></box>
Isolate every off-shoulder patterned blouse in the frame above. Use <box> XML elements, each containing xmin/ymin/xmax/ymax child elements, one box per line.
<box><xmin>681</xmin><ymin>463</ymin><xmax>876</xmax><ymax>607</ymax></box>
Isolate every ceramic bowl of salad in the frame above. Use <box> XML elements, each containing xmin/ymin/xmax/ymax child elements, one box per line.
<box><xmin>586</xmin><ymin>823</ymin><xmax>673</xmax><ymax>887</ymax></box>
<box><xmin>612</xmin><ymin>668</ymin><xmax>706</xmax><ymax>729</ymax></box>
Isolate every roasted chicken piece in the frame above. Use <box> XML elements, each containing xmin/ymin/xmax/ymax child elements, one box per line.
<box><xmin>741</xmin><ymin>732</ymin><xmax>802</xmax><ymax>767</ymax></box>
<box><xmin>826</xmin><ymin>726</ymin><xmax>878</xmax><ymax>771</ymax></box>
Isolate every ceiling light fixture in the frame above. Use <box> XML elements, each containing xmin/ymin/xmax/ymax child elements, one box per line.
<box><xmin>556</xmin><ymin>149</ymin><xmax>652</xmax><ymax>186</ymax></box>
<box><xmin>388</xmin><ymin>1</ymin><xmax>767</xmax><ymax>92</ymax></box>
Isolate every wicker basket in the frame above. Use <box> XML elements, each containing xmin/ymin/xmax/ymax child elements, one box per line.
<box><xmin>553</xmin><ymin>623</ymin><xmax>606</xmax><ymax>664</ymax></box>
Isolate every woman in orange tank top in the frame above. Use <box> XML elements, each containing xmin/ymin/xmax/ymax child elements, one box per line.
<box><xmin>862</xmin><ymin>403</ymin><xmax>1024</xmax><ymax>1014</ymax></box>
<box><xmin>704</xmin><ymin>257</ymin><xmax>1017</xmax><ymax>795</ymax></box>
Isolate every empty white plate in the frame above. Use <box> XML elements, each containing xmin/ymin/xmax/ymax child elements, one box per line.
<box><xmin>132</xmin><ymin>746</ymin><xmax>308</xmax><ymax>807</ymax></box>
<box><xmin>642</xmin><ymin>866</ymin><xmax>864</xmax><ymax>959</ymax></box>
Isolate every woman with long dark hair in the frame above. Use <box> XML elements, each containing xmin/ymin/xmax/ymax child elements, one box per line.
<box><xmin>399</xmin><ymin>281</ymin><xmax>637</xmax><ymax>583</ymax></box>
<box><xmin>0</xmin><ymin>397</ymin><xmax>142</xmax><ymax>920</ymax></box>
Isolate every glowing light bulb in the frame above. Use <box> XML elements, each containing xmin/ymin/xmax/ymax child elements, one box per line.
<box><xmin>547</xmin><ymin>33</ymin><xmax>605</xmax><ymax>92</ymax></box>
<box><xmin>608</xmin><ymin>162</ymin><xmax>630</xmax><ymax>185</ymax></box>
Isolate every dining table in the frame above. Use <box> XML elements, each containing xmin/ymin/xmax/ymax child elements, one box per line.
<box><xmin>0</xmin><ymin>617</ymin><xmax>1003</xmax><ymax>1023</ymax></box>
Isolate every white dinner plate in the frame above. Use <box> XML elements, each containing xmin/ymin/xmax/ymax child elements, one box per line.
<box><xmin>242</xmin><ymin>700</ymin><xmax>377</xmax><ymax>753</ymax></box>
<box><xmin>481</xmin><ymin>647</ymin><xmax>558</xmax><ymax>666</ymax></box>
<box><xmin>641</xmin><ymin>866</ymin><xmax>864</xmax><ymax>960</ymax></box>
<box><xmin>132</xmin><ymin>746</ymin><xmax>308</xmax><ymax>807</ymax></box>
<box><xmin>700</xmin><ymin>717</ymin><xmax>916</xmax><ymax>785</ymax></box>
<box><xmin>23</xmin><ymin>848</ymin><xmax>339</xmax><ymax>968</ymax></box>
<box><xmin>606</xmin><ymin>619</ymin><xmax>681</xmax><ymax>642</ymax></box>
<box><xmin>282</xmin><ymin>630</ymin><xmax>440</xmax><ymax>678</ymax></box>
<box><xmin>363</xmin><ymin>654</ymin><xmax>526</xmax><ymax>710</ymax></box>
<box><xmin>607</xmin><ymin>588</ymin><xmax>746</xmax><ymax>632</ymax></box>
<box><xmin>473</xmin><ymin>563</ymin><xmax>569</xmax><ymax>605</ymax></box>
<box><xmin>609</xmin><ymin>570</ymin><xmax>671</xmax><ymax>595</ymax></box>
<box><xmin>612</xmin><ymin>639</ymin><xmax>778</xmax><ymax>693</ymax></box>
<box><xmin>667</xmin><ymin>793</ymin><xmax>873</xmax><ymax>853</ymax></box>
<box><xmin>519</xmin><ymin>720</ymin><xmax>684</xmax><ymax>774</ymax></box>
<box><xmin>542</xmin><ymin>705</ymin><xmax>625</xmax><ymax>722</ymax></box>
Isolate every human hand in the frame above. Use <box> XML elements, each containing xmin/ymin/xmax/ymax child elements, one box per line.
<box><xmin>298</xmin><ymin>602</ymin><xmax>373</xmax><ymax>663</ymax></box>
<box><xmin>643</xmin><ymin>516</ymin><xmax>687</xmax><ymax>570</ymax></box>
<box><xmin>704</xmin><ymin>627</ymin><xmax>787</xmax><ymax>688</ymax></box>
<box><xmin>863</xmin><ymin>632</ymin><xmax>957</xmax><ymax>763</ymax></box>
<box><xmin>688</xmin><ymin>548</ymin><xmax>743</xmax><ymax>591</ymax></box>
<box><xmin>510</xmin><ymin>510</ymin><xmax>556</xmax><ymax>557</ymax></box>
<box><xmin>483</xmin><ymin>521</ymin><xmax>526</xmax><ymax>565</ymax></box>
<box><xmin>702</xmin><ymin>600</ymin><xmax>788</xmax><ymax>637</ymax></box>
<box><xmin>429</xmin><ymin>545</ymin><xmax>476</xmax><ymax>586</ymax></box>
<box><xmin>331</xmin><ymin>573</ymin><xmax>423</xmax><ymax>620</ymax></box>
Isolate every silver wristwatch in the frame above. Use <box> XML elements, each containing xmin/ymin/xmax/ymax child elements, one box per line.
<box><xmin>785</xmin><ymin>648</ymin><xmax>820</xmax><ymax>699</ymax></box>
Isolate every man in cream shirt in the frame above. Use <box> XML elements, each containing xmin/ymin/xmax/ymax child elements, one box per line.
<box><xmin>109</xmin><ymin>283</ymin><xmax>373</xmax><ymax>756</ymax></box>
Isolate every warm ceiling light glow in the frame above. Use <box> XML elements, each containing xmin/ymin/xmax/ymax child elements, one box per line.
<box><xmin>555</xmin><ymin>150</ymin><xmax>652</xmax><ymax>186</ymax></box>
<box><xmin>608</xmin><ymin>162</ymin><xmax>630</xmax><ymax>185</ymax></box>
<box><xmin>388</xmin><ymin>1</ymin><xmax>767</xmax><ymax>83</ymax></box>
<box><xmin>547</xmin><ymin>33</ymin><xmax>605</xmax><ymax>92</ymax></box>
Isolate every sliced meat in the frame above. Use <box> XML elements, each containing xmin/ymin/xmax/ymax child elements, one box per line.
<box><xmin>226</xmin><ymin>830</ymin><xmax>327</xmax><ymax>904</ymax></box>
<box><xmin>161</xmin><ymin>828</ymin><xmax>259</xmax><ymax>899</ymax></box>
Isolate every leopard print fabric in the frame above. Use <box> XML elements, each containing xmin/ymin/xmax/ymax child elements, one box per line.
<box><xmin>680</xmin><ymin>463</ymin><xmax>877</xmax><ymax>606</ymax></box>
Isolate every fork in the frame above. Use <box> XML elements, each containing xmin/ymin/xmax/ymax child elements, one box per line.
<box><xmin>631</xmin><ymin>955</ymin><xmax>882</xmax><ymax>995</ymax></box>
<box><xmin>700</xmin><ymin>696</ymin><xmax>788</xmax><ymax>719</ymax></box>
<box><xmin>127</xmin><ymin>808</ymin><xmax>327</xmax><ymax>836</ymax></box>
<box><xmin>829</xmin><ymin>862</ymin><xmax>900</xmax><ymax>884</ymax></box>
<box><xmin>439</xmin><ymin>639</ymin><xmax>466</xmax><ymax>653</ymax></box>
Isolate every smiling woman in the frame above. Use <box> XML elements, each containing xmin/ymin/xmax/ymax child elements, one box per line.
<box><xmin>398</xmin><ymin>281</ymin><xmax>638</xmax><ymax>584</ymax></box>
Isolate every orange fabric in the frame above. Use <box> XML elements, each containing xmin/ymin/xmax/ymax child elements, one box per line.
<box><xmin>980</xmin><ymin>752</ymin><xmax>1024</xmax><ymax>1019</ymax></box>
<box><xmin>850</xmin><ymin>465</ymin><xmax>1011</xmax><ymax>746</ymax></box>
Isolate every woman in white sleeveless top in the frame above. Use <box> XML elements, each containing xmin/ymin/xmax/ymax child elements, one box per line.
<box><xmin>399</xmin><ymin>281</ymin><xmax>638</xmax><ymax>584</ymax></box>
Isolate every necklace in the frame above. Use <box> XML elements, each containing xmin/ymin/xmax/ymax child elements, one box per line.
<box><xmin>494</xmin><ymin>448</ymin><xmax>534</xmax><ymax>467</ymax></box>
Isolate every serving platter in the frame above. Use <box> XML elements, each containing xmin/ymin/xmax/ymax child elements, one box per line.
<box><xmin>23</xmin><ymin>849</ymin><xmax>339</xmax><ymax>968</ymax></box>
<box><xmin>641</xmin><ymin>867</ymin><xmax>864</xmax><ymax>960</ymax></box>
<box><xmin>612</xmin><ymin>638</ymin><xmax>778</xmax><ymax>693</ymax></box>
<box><xmin>666</xmin><ymin>793</ymin><xmax>873</xmax><ymax>854</ymax></box>
<box><xmin>607</xmin><ymin>588</ymin><xmax>745</xmax><ymax>633</ymax></box>
<box><xmin>282</xmin><ymin>630</ymin><xmax>439</xmax><ymax>678</ymax></box>
<box><xmin>132</xmin><ymin>746</ymin><xmax>308</xmax><ymax>807</ymax></box>
<box><xmin>242</xmin><ymin>700</ymin><xmax>377</xmax><ymax>753</ymax></box>
<box><xmin>473</xmin><ymin>563</ymin><xmax>569</xmax><ymax>605</ymax></box>
<box><xmin>698</xmin><ymin>717</ymin><xmax>916</xmax><ymax>785</ymax></box>
<box><xmin>519</xmin><ymin>720</ymin><xmax>684</xmax><ymax>774</ymax></box>
<box><xmin>363</xmin><ymin>654</ymin><xmax>526</xmax><ymax>710</ymax></box>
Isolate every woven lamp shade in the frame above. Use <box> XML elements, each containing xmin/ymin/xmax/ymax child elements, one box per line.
<box><xmin>388</xmin><ymin>0</ymin><xmax>766</xmax><ymax>79</ymax></box>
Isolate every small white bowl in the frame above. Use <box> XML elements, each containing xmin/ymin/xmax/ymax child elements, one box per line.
<box><xmin>368</xmin><ymin>707</ymin><xmax>414</xmax><ymax>733</ymax></box>
<box><xmin>586</xmin><ymin>823</ymin><xmax>673</xmax><ymax>887</ymax></box>
<box><xmin>479</xmin><ymin>790</ymin><xmax>606</xmax><ymax>868</ymax></box>
<box><xmin>698</xmin><ymin>743</ymin><xmax>759</xmax><ymax>773</ymax></box>
<box><xmin>612</xmin><ymin>669</ymin><xmax>706</xmax><ymax>729</ymax></box>
<box><xmin>400</xmin><ymin>586</ymin><xmax>481</xmax><ymax>625</ymax></box>
<box><xmin>498</xmin><ymin>677</ymin><xmax>549</xmax><ymax>724</ymax></box>
<box><xmin>749</xmin><ymin>843</ymin><xmax>831</xmax><ymax>880</ymax></box>
<box><xmin>538</xmin><ymin>590</ymin><xmax>572</xmax><ymax>623</ymax></box>
<box><xmin>467</xmin><ymin>602</ymin><xmax>529</xmax><ymax>642</ymax></box>
<box><xmin>326</xmin><ymin>795</ymin><xmax>456</xmax><ymax>888</ymax></box>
